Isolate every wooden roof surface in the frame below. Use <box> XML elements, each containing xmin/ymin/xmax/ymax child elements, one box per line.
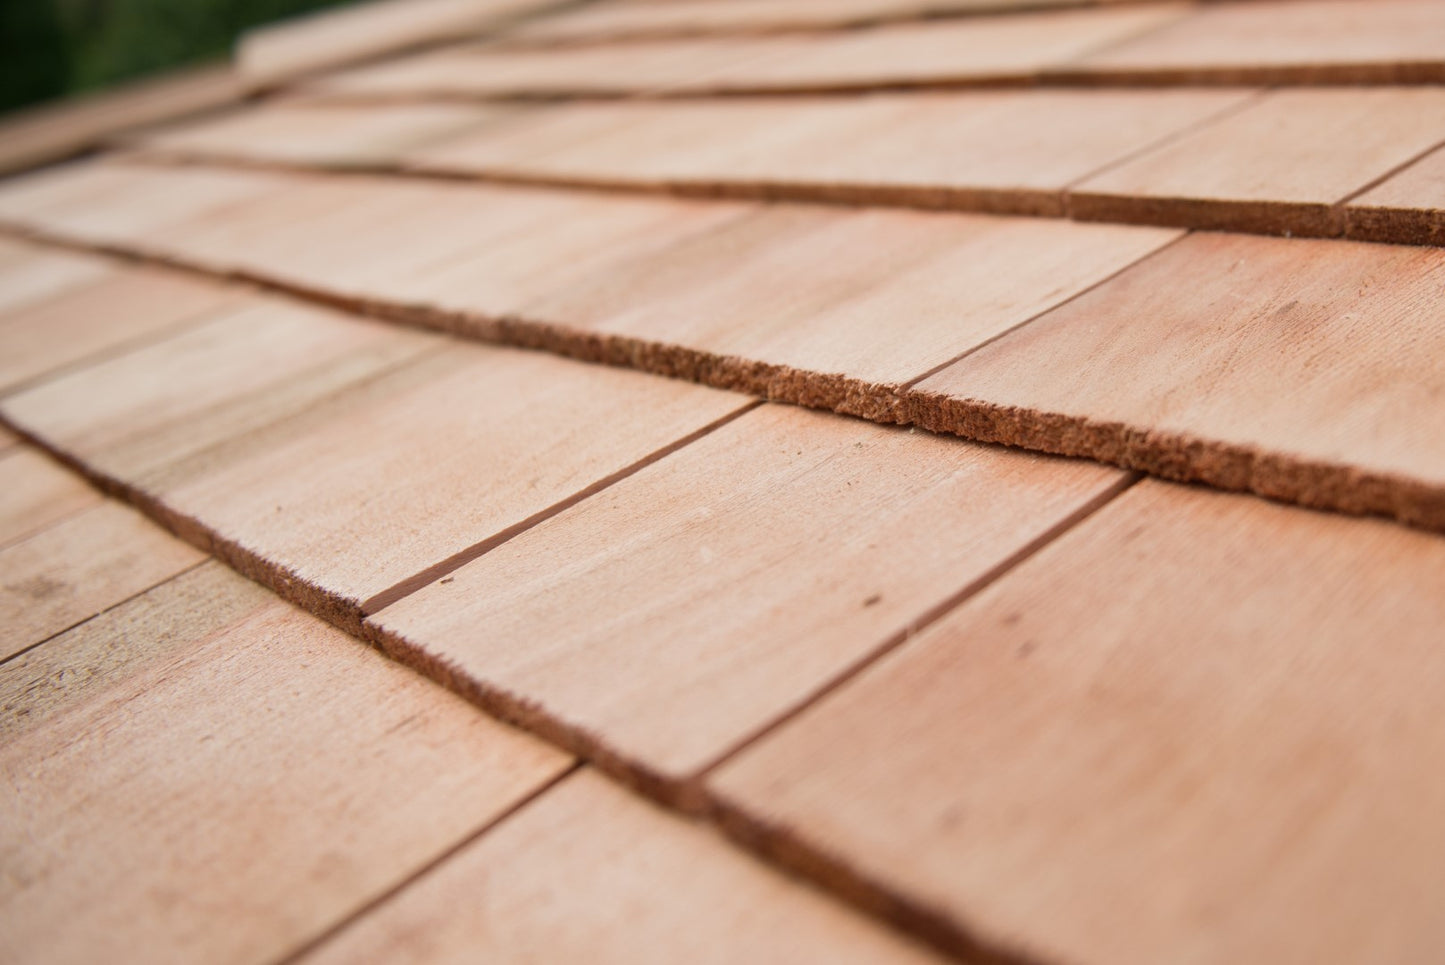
<box><xmin>4</xmin><ymin>1</ymin><xmax>1445</xmax><ymax>963</ymax></box>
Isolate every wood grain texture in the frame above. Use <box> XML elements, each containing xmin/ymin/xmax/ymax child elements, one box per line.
<box><xmin>0</xmin><ymin>63</ymin><xmax>241</xmax><ymax>176</ymax></box>
<box><xmin>0</xmin><ymin>263</ymin><xmax>245</xmax><ymax>393</ymax></box>
<box><xmin>1347</xmin><ymin>143</ymin><xmax>1445</xmax><ymax>246</ymax></box>
<box><xmin>1</xmin><ymin>297</ymin><xmax>437</xmax><ymax>484</ymax></box>
<box><xmin>312</xmin><ymin>4</ymin><xmax>1186</xmax><ymax>98</ymax></box>
<box><xmin>0</xmin><ymin>243</ymin><xmax>113</xmax><ymax>317</ymax></box>
<box><xmin>370</xmin><ymin>403</ymin><xmax>1124</xmax><ymax>795</ymax></box>
<box><xmin>138</xmin><ymin>101</ymin><xmax>507</xmax><ymax>170</ymax></box>
<box><xmin>237</xmin><ymin>0</ymin><xmax>556</xmax><ymax>84</ymax></box>
<box><xmin>408</xmin><ymin>89</ymin><xmax>1254</xmax><ymax>216</ymax></box>
<box><xmin>0</xmin><ymin>501</ymin><xmax>203</xmax><ymax>659</ymax></box>
<box><xmin>0</xmin><ymin>561</ymin><xmax>570</xmax><ymax>965</ymax></box>
<box><xmin>911</xmin><ymin>231</ymin><xmax>1445</xmax><ymax>530</ymax></box>
<box><xmin>1062</xmin><ymin>0</ymin><xmax>1445</xmax><ymax>84</ymax></box>
<box><xmin>307</xmin><ymin>769</ymin><xmax>943</xmax><ymax>965</ymax></box>
<box><xmin>0</xmin><ymin>447</ymin><xmax>100</xmax><ymax>550</ymax></box>
<box><xmin>1070</xmin><ymin>87</ymin><xmax>1445</xmax><ymax>236</ymax></box>
<box><xmin>125</xmin><ymin>343</ymin><xmax>746</xmax><ymax>626</ymax></box>
<box><xmin>710</xmin><ymin>480</ymin><xmax>1445</xmax><ymax>965</ymax></box>
<box><xmin>0</xmin><ymin>160</ymin><xmax>288</xmax><ymax>251</ymax></box>
<box><xmin>507</xmin><ymin>0</ymin><xmax>1141</xmax><ymax>46</ymax></box>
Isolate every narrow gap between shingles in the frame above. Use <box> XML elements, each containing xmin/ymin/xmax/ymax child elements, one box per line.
<box><xmin>268</xmin><ymin>761</ymin><xmax>586</xmax><ymax>965</ymax></box>
<box><xmin>1060</xmin><ymin>85</ymin><xmax>1276</xmax><ymax>200</ymax></box>
<box><xmin>690</xmin><ymin>471</ymin><xmax>1142</xmax><ymax>787</ymax></box>
<box><xmin>119</xmin><ymin>134</ymin><xmax>1445</xmax><ymax>246</ymax></box>
<box><xmin>1334</xmin><ymin>133</ymin><xmax>1445</xmax><ymax>209</ymax></box>
<box><xmin>0</xmin><ymin>289</ymin><xmax>257</xmax><ymax>402</ymax></box>
<box><xmin>0</xmin><ymin>556</ymin><xmax>211</xmax><ymax>668</ymax></box>
<box><xmin>3</xmin><ymin>222</ymin><xmax>1443</xmax><ymax>537</ymax></box>
<box><xmin>359</xmin><ymin>398</ymin><xmax>764</xmax><ymax>615</ymax></box>
<box><xmin>900</xmin><ymin>229</ymin><xmax>1193</xmax><ymax>390</ymax></box>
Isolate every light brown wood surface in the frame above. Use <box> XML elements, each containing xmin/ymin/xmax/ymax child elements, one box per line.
<box><xmin>306</xmin><ymin>769</ymin><xmax>943</xmax><ymax>965</ymax></box>
<box><xmin>0</xmin><ymin>501</ymin><xmax>204</xmax><ymax>659</ymax></box>
<box><xmin>912</xmin><ymin>230</ymin><xmax>1445</xmax><ymax>529</ymax></box>
<box><xmin>1347</xmin><ymin>143</ymin><xmax>1445</xmax><ymax>245</ymax></box>
<box><xmin>1065</xmin><ymin>0</ymin><xmax>1445</xmax><ymax>83</ymax></box>
<box><xmin>371</xmin><ymin>403</ymin><xmax>1124</xmax><ymax>791</ymax></box>
<box><xmin>314</xmin><ymin>4</ymin><xmax>1184</xmax><ymax>98</ymax></box>
<box><xmin>710</xmin><ymin>480</ymin><xmax>1445</xmax><ymax>965</ymax></box>
<box><xmin>1071</xmin><ymin>87</ymin><xmax>1445</xmax><ymax>235</ymax></box>
<box><xmin>408</xmin><ymin>89</ymin><xmax>1252</xmax><ymax>216</ymax></box>
<box><xmin>143</xmin><ymin>344</ymin><xmax>746</xmax><ymax>619</ymax></box>
<box><xmin>0</xmin><ymin>561</ymin><xmax>570</xmax><ymax>965</ymax></box>
<box><xmin>1</xmin><ymin>297</ymin><xmax>437</xmax><ymax>484</ymax></box>
<box><xmin>0</xmin><ymin>263</ymin><xmax>245</xmax><ymax>393</ymax></box>
<box><xmin>0</xmin><ymin>243</ymin><xmax>112</xmax><ymax>317</ymax></box>
<box><xmin>0</xmin><ymin>63</ymin><xmax>242</xmax><ymax>175</ymax></box>
<box><xmin>139</xmin><ymin>101</ymin><xmax>505</xmax><ymax>169</ymax></box>
<box><xmin>530</xmin><ymin>205</ymin><xmax>1177</xmax><ymax>386</ymax></box>
<box><xmin>0</xmin><ymin>160</ymin><xmax>288</xmax><ymax>250</ymax></box>
<box><xmin>238</xmin><ymin>0</ymin><xmax>555</xmax><ymax>84</ymax></box>
<box><xmin>507</xmin><ymin>0</ymin><xmax>1139</xmax><ymax>46</ymax></box>
<box><xmin>0</xmin><ymin>446</ymin><xmax>101</xmax><ymax>550</ymax></box>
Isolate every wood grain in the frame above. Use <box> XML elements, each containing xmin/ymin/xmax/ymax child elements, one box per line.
<box><xmin>1071</xmin><ymin>87</ymin><xmax>1445</xmax><ymax>236</ymax></box>
<box><xmin>307</xmin><ymin>769</ymin><xmax>943</xmax><ymax>965</ymax></box>
<box><xmin>1347</xmin><ymin>143</ymin><xmax>1445</xmax><ymax>246</ymax></box>
<box><xmin>0</xmin><ymin>447</ymin><xmax>101</xmax><ymax>550</ymax></box>
<box><xmin>0</xmin><ymin>243</ymin><xmax>113</xmax><ymax>317</ymax></box>
<box><xmin>237</xmin><ymin>0</ymin><xmax>555</xmax><ymax>84</ymax></box>
<box><xmin>138</xmin><ymin>101</ymin><xmax>506</xmax><ymax>170</ymax></box>
<box><xmin>911</xmin><ymin>231</ymin><xmax>1445</xmax><ymax>531</ymax></box>
<box><xmin>312</xmin><ymin>5</ymin><xmax>1185</xmax><ymax>98</ymax></box>
<box><xmin>0</xmin><ymin>63</ymin><xmax>241</xmax><ymax>176</ymax></box>
<box><xmin>409</xmin><ymin>89</ymin><xmax>1253</xmax><ymax>217</ymax></box>
<box><xmin>507</xmin><ymin>0</ymin><xmax>1142</xmax><ymax>46</ymax></box>
<box><xmin>1062</xmin><ymin>0</ymin><xmax>1445</xmax><ymax>85</ymax></box>
<box><xmin>710</xmin><ymin>480</ymin><xmax>1445</xmax><ymax>965</ymax></box>
<box><xmin>0</xmin><ymin>561</ymin><xmax>570</xmax><ymax>965</ymax></box>
<box><xmin>0</xmin><ymin>263</ymin><xmax>244</xmax><ymax>393</ymax></box>
<box><xmin>370</xmin><ymin>404</ymin><xmax>1124</xmax><ymax>795</ymax></box>
<box><xmin>135</xmin><ymin>343</ymin><xmax>747</xmax><ymax>625</ymax></box>
<box><xmin>0</xmin><ymin>501</ymin><xmax>204</xmax><ymax>659</ymax></box>
<box><xmin>1</xmin><ymin>297</ymin><xmax>437</xmax><ymax>484</ymax></box>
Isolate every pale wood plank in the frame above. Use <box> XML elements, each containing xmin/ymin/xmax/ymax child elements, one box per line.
<box><xmin>0</xmin><ymin>244</ymin><xmax>113</xmax><ymax>317</ymax></box>
<box><xmin>1063</xmin><ymin>0</ymin><xmax>1445</xmax><ymax>84</ymax></box>
<box><xmin>0</xmin><ymin>160</ymin><xmax>289</xmax><ymax>251</ymax></box>
<box><xmin>238</xmin><ymin>0</ymin><xmax>557</xmax><ymax>84</ymax></box>
<box><xmin>371</xmin><ymin>404</ymin><xmax>1124</xmax><ymax>791</ymax></box>
<box><xmin>313</xmin><ymin>5</ymin><xmax>1186</xmax><ymax>98</ymax></box>
<box><xmin>409</xmin><ymin>89</ymin><xmax>1254</xmax><ymax>217</ymax></box>
<box><xmin>710</xmin><ymin>480</ymin><xmax>1445</xmax><ymax>965</ymax></box>
<box><xmin>0</xmin><ymin>561</ymin><xmax>570</xmax><ymax>965</ymax></box>
<box><xmin>307</xmin><ymin>769</ymin><xmax>942</xmax><ymax>964</ymax></box>
<box><xmin>0</xmin><ymin>63</ymin><xmax>241</xmax><ymax>176</ymax></box>
<box><xmin>6</xmin><ymin>315</ymin><xmax>746</xmax><ymax>626</ymax></box>
<box><xmin>0</xmin><ymin>264</ymin><xmax>245</xmax><ymax>393</ymax></box>
<box><xmin>0</xmin><ymin>501</ymin><xmax>204</xmax><ymax>659</ymax></box>
<box><xmin>1</xmin><ymin>298</ymin><xmax>437</xmax><ymax>484</ymax></box>
<box><xmin>1347</xmin><ymin>143</ymin><xmax>1445</xmax><ymax>246</ymax></box>
<box><xmin>1071</xmin><ymin>88</ymin><xmax>1445</xmax><ymax>236</ymax></box>
<box><xmin>509</xmin><ymin>0</ymin><xmax>1141</xmax><ymax>46</ymax></box>
<box><xmin>0</xmin><ymin>447</ymin><xmax>101</xmax><ymax>550</ymax></box>
<box><xmin>524</xmin><ymin>204</ymin><xmax>1177</xmax><ymax>386</ymax></box>
<box><xmin>911</xmin><ymin>231</ymin><xmax>1445</xmax><ymax>531</ymax></box>
<box><xmin>137</xmin><ymin>101</ymin><xmax>507</xmax><ymax>170</ymax></box>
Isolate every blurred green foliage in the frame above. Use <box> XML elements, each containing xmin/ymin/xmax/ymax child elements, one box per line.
<box><xmin>0</xmin><ymin>0</ymin><xmax>351</xmax><ymax>113</ymax></box>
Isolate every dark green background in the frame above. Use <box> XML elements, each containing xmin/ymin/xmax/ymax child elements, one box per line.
<box><xmin>0</xmin><ymin>0</ymin><xmax>349</xmax><ymax>114</ymax></box>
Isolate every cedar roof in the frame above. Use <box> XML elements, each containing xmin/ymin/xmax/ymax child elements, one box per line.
<box><xmin>3</xmin><ymin>1</ymin><xmax>1445</xmax><ymax>963</ymax></box>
